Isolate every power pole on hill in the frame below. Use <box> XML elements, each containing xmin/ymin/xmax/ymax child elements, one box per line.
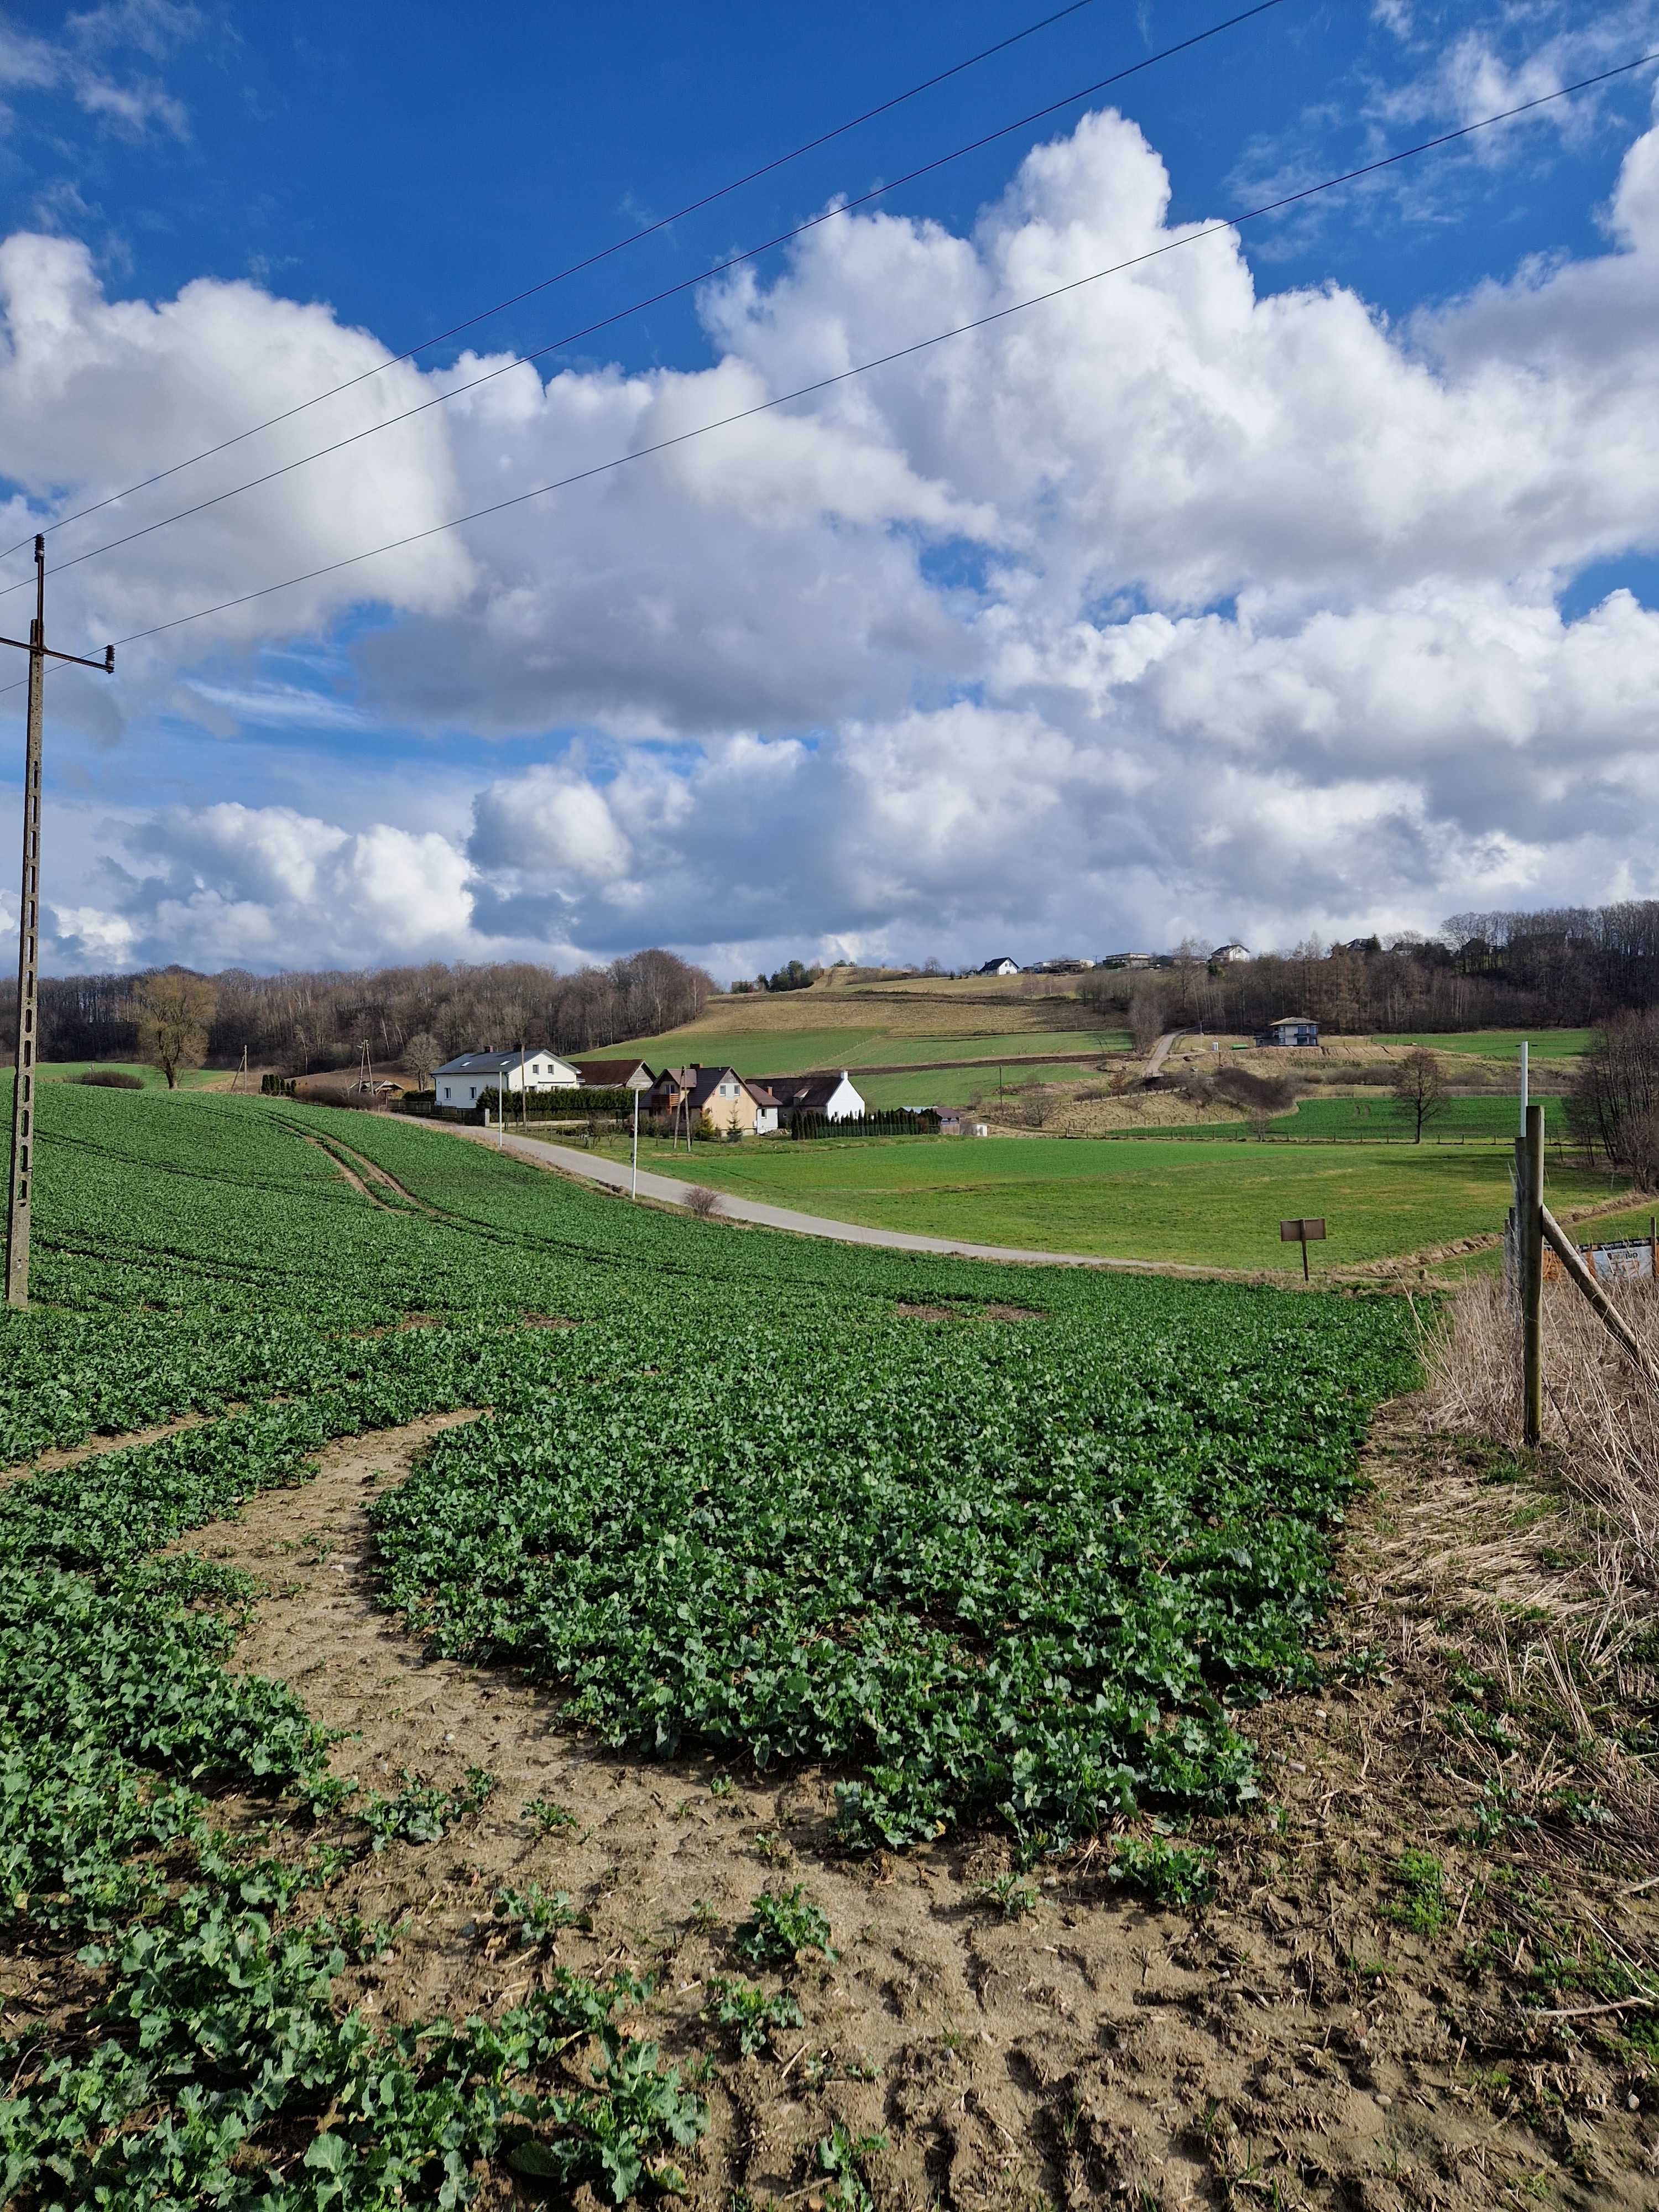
<box><xmin>2</xmin><ymin>536</ymin><xmax>115</xmax><ymax>1311</ymax></box>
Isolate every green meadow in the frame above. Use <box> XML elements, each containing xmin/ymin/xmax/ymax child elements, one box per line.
<box><xmin>604</xmin><ymin>1131</ymin><xmax>1621</xmax><ymax>1270</ymax></box>
<box><xmin>1371</xmin><ymin>1029</ymin><xmax>1593</xmax><ymax>1061</ymax></box>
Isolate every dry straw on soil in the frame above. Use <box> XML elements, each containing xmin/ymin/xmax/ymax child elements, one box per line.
<box><xmin>1417</xmin><ymin>1272</ymin><xmax>1659</xmax><ymax>1843</ymax></box>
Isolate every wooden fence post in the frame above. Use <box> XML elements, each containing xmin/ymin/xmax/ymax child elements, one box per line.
<box><xmin>1522</xmin><ymin>1100</ymin><xmax>1544</xmax><ymax>1447</ymax></box>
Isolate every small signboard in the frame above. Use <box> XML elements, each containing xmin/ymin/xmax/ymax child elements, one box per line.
<box><xmin>1280</xmin><ymin>1216</ymin><xmax>1327</xmax><ymax>1280</ymax></box>
<box><xmin>624</xmin><ymin>1068</ymin><xmax>653</xmax><ymax>1092</ymax></box>
<box><xmin>1543</xmin><ymin>1235</ymin><xmax>1655</xmax><ymax>1285</ymax></box>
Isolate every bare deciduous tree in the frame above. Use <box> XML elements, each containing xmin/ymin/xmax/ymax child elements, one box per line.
<box><xmin>403</xmin><ymin>1031</ymin><xmax>442</xmax><ymax>1089</ymax></box>
<box><xmin>1129</xmin><ymin>983</ymin><xmax>1166</xmax><ymax>1057</ymax></box>
<box><xmin>1392</xmin><ymin>1047</ymin><xmax>1451</xmax><ymax>1143</ymax></box>
<box><xmin>133</xmin><ymin>971</ymin><xmax>218</xmax><ymax>1089</ymax></box>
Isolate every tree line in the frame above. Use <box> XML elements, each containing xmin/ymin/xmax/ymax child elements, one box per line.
<box><xmin>1083</xmin><ymin>901</ymin><xmax>1659</xmax><ymax>1044</ymax></box>
<box><xmin>18</xmin><ymin>950</ymin><xmax>716</xmax><ymax>1077</ymax></box>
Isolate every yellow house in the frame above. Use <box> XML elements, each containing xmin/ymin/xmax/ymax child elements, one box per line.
<box><xmin>687</xmin><ymin>1066</ymin><xmax>780</xmax><ymax>1136</ymax></box>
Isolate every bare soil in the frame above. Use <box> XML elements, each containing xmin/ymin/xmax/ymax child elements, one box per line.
<box><xmin>159</xmin><ymin>1400</ymin><xmax>1659</xmax><ymax>2208</ymax></box>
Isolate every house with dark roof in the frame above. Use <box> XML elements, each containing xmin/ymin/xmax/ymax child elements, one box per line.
<box><xmin>753</xmin><ymin>1070</ymin><xmax>866</xmax><ymax>1123</ymax></box>
<box><xmin>978</xmin><ymin>956</ymin><xmax>1020</xmax><ymax>977</ymax></box>
<box><xmin>434</xmin><ymin>1047</ymin><xmax>579</xmax><ymax>1111</ymax></box>
<box><xmin>572</xmin><ymin>1058</ymin><xmax>655</xmax><ymax>1089</ymax></box>
<box><xmin>647</xmin><ymin>1065</ymin><xmax>780</xmax><ymax>1135</ymax></box>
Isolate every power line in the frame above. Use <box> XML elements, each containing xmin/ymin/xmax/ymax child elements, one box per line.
<box><xmin>8</xmin><ymin>49</ymin><xmax>1655</xmax><ymax>693</ymax></box>
<box><xmin>0</xmin><ymin>0</ymin><xmax>1107</xmax><ymax>567</ymax></box>
<box><xmin>0</xmin><ymin>0</ymin><xmax>1290</xmax><ymax>602</ymax></box>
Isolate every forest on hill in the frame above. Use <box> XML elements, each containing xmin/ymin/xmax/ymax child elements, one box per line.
<box><xmin>28</xmin><ymin>948</ymin><xmax>716</xmax><ymax>1073</ymax></box>
<box><xmin>17</xmin><ymin>899</ymin><xmax>1659</xmax><ymax>1073</ymax></box>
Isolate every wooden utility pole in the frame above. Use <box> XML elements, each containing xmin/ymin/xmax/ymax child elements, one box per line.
<box><xmin>2</xmin><ymin>536</ymin><xmax>114</xmax><ymax>1310</ymax></box>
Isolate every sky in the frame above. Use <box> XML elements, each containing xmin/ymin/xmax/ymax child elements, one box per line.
<box><xmin>2</xmin><ymin>0</ymin><xmax>1658</xmax><ymax>983</ymax></box>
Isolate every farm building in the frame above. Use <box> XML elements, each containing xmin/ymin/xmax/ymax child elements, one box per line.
<box><xmin>937</xmin><ymin>1109</ymin><xmax>990</xmax><ymax>1136</ymax></box>
<box><xmin>754</xmin><ymin>1070</ymin><xmax>867</xmax><ymax>1124</ymax></box>
<box><xmin>434</xmin><ymin>1047</ymin><xmax>580</xmax><ymax>1109</ymax></box>
<box><xmin>1256</xmin><ymin>1015</ymin><xmax>1320</xmax><ymax>1048</ymax></box>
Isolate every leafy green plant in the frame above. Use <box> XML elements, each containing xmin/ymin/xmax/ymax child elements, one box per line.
<box><xmin>523</xmin><ymin>1793</ymin><xmax>579</xmax><ymax>1833</ymax></box>
<box><xmin>735</xmin><ymin>1886</ymin><xmax>836</xmax><ymax>1966</ymax></box>
<box><xmin>491</xmin><ymin>1881</ymin><xmax>589</xmax><ymax>1946</ymax></box>
<box><xmin>1110</xmin><ymin>1835</ymin><xmax>1218</xmax><ymax>1909</ymax></box>
<box><xmin>813</xmin><ymin>2125</ymin><xmax>888</xmax><ymax>2212</ymax></box>
<box><xmin>1385</xmin><ymin>1848</ymin><xmax>1450</xmax><ymax>1937</ymax></box>
<box><xmin>974</xmin><ymin>1872</ymin><xmax>1040</xmax><ymax>1920</ymax></box>
<box><xmin>357</xmin><ymin>1766</ymin><xmax>495</xmax><ymax>1850</ymax></box>
<box><xmin>703</xmin><ymin>1976</ymin><xmax>804</xmax><ymax>2056</ymax></box>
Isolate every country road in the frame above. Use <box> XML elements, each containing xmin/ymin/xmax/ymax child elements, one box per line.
<box><xmin>447</xmin><ymin>1124</ymin><xmax>1225</xmax><ymax>1276</ymax></box>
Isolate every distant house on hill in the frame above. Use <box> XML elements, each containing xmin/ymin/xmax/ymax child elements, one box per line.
<box><xmin>572</xmin><ymin>1058</ymin><xmax>655</xmax><ymax>1089</ymax></box>
<box><xmin>978</xmin><ymin>956</ymin><xmax>1020</xmax><ymax>977</ymax></box>
<box><xmin>1211</xmin><ymin>940</ymin><xmax>1251</xmax><ymax>965</ymax></box>
<box><xmin>754</xmin><ymin>1070</ymin><xmax>866</xmax><ymax>1124</ymax></box>
<box><xmin>1256</xmin><ymin>1015</ymin><xmax>1319</xmax><ymax>1048</ymax></box>
<box><xmin>434</xmin><ymin>1048</ymin><xmax>579</xmax><ymax>1110</ymax></box>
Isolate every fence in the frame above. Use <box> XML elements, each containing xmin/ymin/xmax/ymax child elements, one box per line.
<box><xmin>1509</xmin><ymin>1101</ymin><xmax>1659</xmax><ymax>1444</ymax></box>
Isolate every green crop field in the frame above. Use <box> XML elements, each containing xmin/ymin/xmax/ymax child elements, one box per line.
<box><xmin>0</xmin><ymin>1078</ymin><xmax>1416</xmax><ymax>2201</ymax></box>
<box><xmin>40</xmin><ymin>1057</ymin><xmax>225</xmax><ymax>1089</ymax></box>
<box><xmin>854</xmin><ymin>1059</ymin><xmax>1097</xmax><ymax>1109</ymax></box>
<box><xmin>1371</xmin><ymin>1029</ymin><xmax>1594</xmax><ymax>1061</ymax></box>
<box><xmin>604</xmin><ymin>1130</ymin><xmax>1618</xmax><ymax>1267</ymax></box>
<box><xmin>1268</xmin><ymin>1095</ymin><xmax>1569</xmax><ymax>1142</ymax></box>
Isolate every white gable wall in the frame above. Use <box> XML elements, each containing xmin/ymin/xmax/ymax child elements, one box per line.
<box><xmin>821</xmin><ymin>1074</ymin><xmax>864</xmax><ymax>1121</ymax></box>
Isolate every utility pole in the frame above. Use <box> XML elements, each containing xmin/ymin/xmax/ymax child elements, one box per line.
<box><xmin>2</xmin><ymin>536</ymin><xmax>114</xmax><ymax>1311</ymax></box>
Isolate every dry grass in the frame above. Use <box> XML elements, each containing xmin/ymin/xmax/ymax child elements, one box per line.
<box><xmin>1415</xmin><ymin>1275</ymin><xmax>1659</xmax><ymax>1846</ymax></box>
<box><xmin>1422</xmin><ymin>1274</ymin><xmax>1659</xmax><ymax>1595</ymax></box>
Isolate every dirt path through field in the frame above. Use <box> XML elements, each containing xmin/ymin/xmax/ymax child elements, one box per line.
<box><xmin>169</xmin><ymin>1410</ymin><xmax>1659</xmax><ymax>2208</ymax></box>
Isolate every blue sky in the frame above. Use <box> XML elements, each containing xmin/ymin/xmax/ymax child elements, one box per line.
<box><xmin>2</xmin><ymin>0</ymin><xmax>1658</xmax><ymax>977</ymax></box>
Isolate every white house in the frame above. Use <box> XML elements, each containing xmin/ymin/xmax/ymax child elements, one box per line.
<box><xmin>434</xmin><ymin>1047</ymin><xmax>580</xmax><ymax>1110</ymax></box>
<box><xmin>1211</xmin><ymin>940</ymin><xmax>1251</xmax><ymax>964</ymax></box>
<box><xmin>978</xmin><ymin>957</ymin><xmax>1020</xmax><ymax>977</ymax></box>
<box><xmin>754</xmin><ymin>1070</ymin><xmax>867</xmax><ymax>1123</ymax></box>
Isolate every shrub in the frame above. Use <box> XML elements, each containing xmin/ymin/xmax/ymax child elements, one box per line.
<box><xmin>683</xmin><ymin>1185</ymin><xmax>722</xmax><ymax>1219</ymax></box>
<box><xmin>78</xmin><ymin>1068</ymin><xmax>143</xmax><ymax>1089</ymax></box>
<box><xmin>1213</xmin><ymin>1064</ymin><xmax>1298</xmax><ymax>1114</ymax></box>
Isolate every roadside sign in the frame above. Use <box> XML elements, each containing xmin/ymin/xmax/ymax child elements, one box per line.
<box><xmin>625</xmin><ymin>1068</ymin><xmax>653</xmax><ymax>1091</ymax></box>
<box><xmin>1280</xmin><ymin>1217</ymin><xmax>1327</xmax><ymax>1281</ymax></box>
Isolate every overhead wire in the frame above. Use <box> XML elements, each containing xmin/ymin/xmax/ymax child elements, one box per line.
<box><xmin>0</xmin><ymin>0</ymin><xmax>1107</xmax><ymax>566</ymax></box>
<box><xmin>6</xmin><ymin>47</ymin><xmax>1654</xmax><ymax>698</ymax></box>
<box><xmin>0</xmin><ymin>0</ymin><xmax>1290</xmax><ymax>602</ymax></box>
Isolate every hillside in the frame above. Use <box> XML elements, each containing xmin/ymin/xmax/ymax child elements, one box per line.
<box><xmin>608</xmin><ymin>972</ymin><xmax>1129</xmax><ymax>1077</ymax></box>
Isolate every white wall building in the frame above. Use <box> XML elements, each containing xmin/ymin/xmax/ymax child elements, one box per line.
<box><xmin>434</xmin><ymin>1047</ymin><xmax>580</xmax><ymax>1110</ymax></box>
<box><xmin>754</xmin><ymin>1069</ymin><xmax>867</xmax><ymax>1123</ymax></box>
